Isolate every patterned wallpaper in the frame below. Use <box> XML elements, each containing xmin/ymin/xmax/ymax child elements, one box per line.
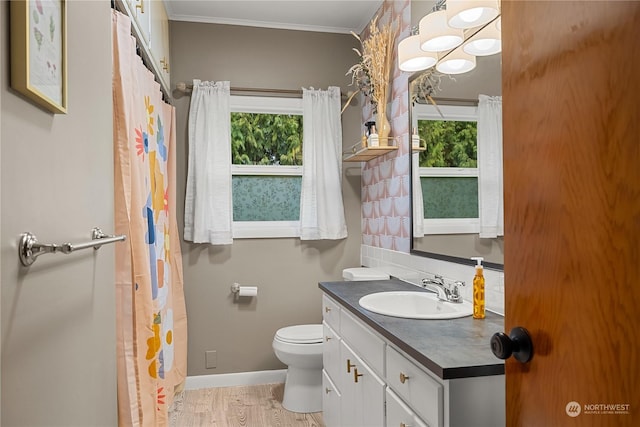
<box><xmin>361</xmin><ymin>0</ymin><xmax>412</xmax><ymax>252</ymax></box>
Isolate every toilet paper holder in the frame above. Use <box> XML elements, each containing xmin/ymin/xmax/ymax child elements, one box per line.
<box><xmin>231</xmin><ymin>283</ymin><xmax>258</xmax><ymax>297</ymax></box>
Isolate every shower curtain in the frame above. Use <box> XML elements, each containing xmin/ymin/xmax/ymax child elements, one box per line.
<box><xmin>112</xmin><ymin>10</ymin><xmax>187</xmax><ymax>426</ymax></box>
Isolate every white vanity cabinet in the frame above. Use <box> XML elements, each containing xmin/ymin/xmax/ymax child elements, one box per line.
<box><xmin>117</xmin><ymin>0</ymin><xmax>171</xmax><ymax>96</ymax></box>
<box><xmin>321</xmin><ymin>292</ymin><xmax>505</xmax><ymax>427</ymax></box>
<box><xmin>322</xmin><ymin>295</ymin><xmax>386</xmax><ymax>427</ymax></box>
<box><xmin>125</xmin><ymin>0</ymin><xmax>151</xmax><ymax>44</ymax></box>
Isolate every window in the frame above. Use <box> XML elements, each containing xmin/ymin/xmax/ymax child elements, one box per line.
<box><xmin>230</xmin><ymin>96</ymin><xmax>303</xmax><ymax>238</ymax></box>
<box><xmin>415</xmin><ymin>104</ymin><xmax>479</xmax><ymax>234</ymax></box>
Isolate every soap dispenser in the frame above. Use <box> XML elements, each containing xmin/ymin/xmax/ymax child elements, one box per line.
<box><xmin>471</xmin><ymin>257</ymin><xmax>485</xmax><ymax>319</ymax></box>
<box><xmin>412</xmin><ymin>127</ymin><xmax>420</xmax><ymax>149</ymax></box>
<box><xmin>368</xmin><ymin>125</ymin><xmax>379</xmax><ymax>147</ymax></box>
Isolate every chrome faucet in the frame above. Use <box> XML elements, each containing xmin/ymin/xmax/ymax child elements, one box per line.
<box><xmin>421</xmin><ymin>275</ymin><xmax>465</xmax><ymax>303</ymax></box>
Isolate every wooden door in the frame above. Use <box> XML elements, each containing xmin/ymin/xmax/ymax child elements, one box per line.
<box><xmin>502</xmin><ymin>1</ymin><xmax>640</xmax><ymax>426</ymax></box>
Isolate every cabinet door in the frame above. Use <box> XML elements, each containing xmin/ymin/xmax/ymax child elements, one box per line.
<box><xmin>339</xmin><ymin>341</ymin><xmax>358</xmax><ymax>427</ymax></box>
<box><xmin>126</xmin><ymin>0</ymin><xmax>151</xmax><ymax>44</ymax></box>
<box><xmin>340</xmin><ymin>341</ymin><xmax>385</xmax><ymax>427</ymax></box>
<box><xmin>150</xmin><ymin>0</ymin><xmax>170</xmax><ymax>87</ymax></box>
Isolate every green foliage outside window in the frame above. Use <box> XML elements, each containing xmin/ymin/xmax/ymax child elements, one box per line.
<box><xmin>418</xmin><ymin>120</ymin><xmax>477</xmax><ymax>167</ymax></box>
<box><xmin>231</xmin><ymin>113</ymin><xmax>303</xmax><ymax>165</ymax></box>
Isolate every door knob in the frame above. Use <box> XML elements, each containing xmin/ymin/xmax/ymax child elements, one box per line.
<box><xmin>491</xmin><ymin>326</ymin><xmax>533</xmax><ymax>363</ymax></box>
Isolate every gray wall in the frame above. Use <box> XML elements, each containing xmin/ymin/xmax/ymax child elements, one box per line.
<box><xmin>170</xmin><ymin>21</ymin><xmax>363</xmax><ymax>376</ymax></box>
<box><xmin>1</xmin><ymin>1</ymin><xmax>116</xmax><ymax>425</ymax></box>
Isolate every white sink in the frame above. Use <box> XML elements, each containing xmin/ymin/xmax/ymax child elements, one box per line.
<box><xmin>358</xmin><ymin>291</ymin><xmax>473</xmax><ymax>319</ymax></box>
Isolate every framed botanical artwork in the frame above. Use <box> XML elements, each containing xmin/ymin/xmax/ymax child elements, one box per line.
<box><xmin>10</xmin><ymin>0</ymin><xmax>67</xmax><ymax>114</ymax></box>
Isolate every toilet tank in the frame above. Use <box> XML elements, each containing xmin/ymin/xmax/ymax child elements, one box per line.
<box><xmin>342</xmin><ymin>267</ymin><xmax>390</xmax><ymax>281</ymax></box>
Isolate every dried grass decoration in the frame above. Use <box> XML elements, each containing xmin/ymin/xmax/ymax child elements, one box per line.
<box><xmin>345</xmin><ymin>15</ymin><xmax>397</xmax><ymax>144</ymax></box>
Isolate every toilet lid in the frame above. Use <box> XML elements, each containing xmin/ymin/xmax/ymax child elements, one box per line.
<box><xmin>275</xmin><ymin>324</ymin><xmax>323</xmax><ymax>344</ymax></box>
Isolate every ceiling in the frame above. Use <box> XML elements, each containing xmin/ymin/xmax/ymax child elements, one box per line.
<box><xmin>164</xmin><ymin>0</ymin><xmax>384</xmax><ymax>34</ymax></box>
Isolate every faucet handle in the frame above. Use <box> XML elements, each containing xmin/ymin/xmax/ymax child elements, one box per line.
<box><xmin>450</xmin><ymin>281</ymin><xmax>465</xmax><ymax>302</ymax></box>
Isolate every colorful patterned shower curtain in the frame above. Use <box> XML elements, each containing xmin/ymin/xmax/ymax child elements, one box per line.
<box><xmin>112</xmin><ymin>10</ymin><xmax>187</xmax><ymax>426</ymax></box>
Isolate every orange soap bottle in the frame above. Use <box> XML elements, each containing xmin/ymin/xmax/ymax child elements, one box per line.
<box><xmin>471</xmin><ymin>257</ymin><xmax>485</xmax><ymax>319</ymax></box>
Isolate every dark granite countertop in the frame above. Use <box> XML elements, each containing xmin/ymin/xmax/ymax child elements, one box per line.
<box><xmin>319</xmin><ymin>279</ymin><xmax>505</xmax><ymax>380</ymax></box>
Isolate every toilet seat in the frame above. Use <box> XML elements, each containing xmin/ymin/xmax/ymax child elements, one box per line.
<box><xmin>275</xmin><ymin>324</ymin><xmax>323</xmax><ymax>344</ymax></box>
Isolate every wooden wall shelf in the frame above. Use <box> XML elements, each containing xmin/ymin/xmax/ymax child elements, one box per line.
<box><xmin>343</xmin><ymin>146</ymin><xmax>399</xmax><ymax>162</ymax></box>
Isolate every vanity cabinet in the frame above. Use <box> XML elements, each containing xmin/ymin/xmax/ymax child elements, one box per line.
<box><xmin>321</xmin><ymin>289</ymin><xmax>505</xmax><ymax>427</ymax></box>
<box><xmin>117</xmin><ymin>0</ymin><xmax>171</xmax><ymax>96</ymax></box>
<box><xmin>322</xmin><ymin>295</ymin><xmax>385</xmax><ymax>427</ymax></box>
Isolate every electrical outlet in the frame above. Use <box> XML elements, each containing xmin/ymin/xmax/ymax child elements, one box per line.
<box><xmin>205</xmin><ymin>350</ymin><xmax>217</xmax><ymax>369</ymax></box>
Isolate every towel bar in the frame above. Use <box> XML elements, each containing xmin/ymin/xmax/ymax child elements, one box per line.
<box><xmin>18</xmin><ymin>227</ymin><xmax>127</xmax><ymax>267</ymax></box>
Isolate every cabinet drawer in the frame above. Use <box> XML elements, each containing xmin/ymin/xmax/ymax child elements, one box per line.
<box><xmin>323</xmin><ymin>322</ymin><xmax>342</xmax><ymax>390</ymax></box>
<box><xmin>386</xmin><ymin>388</ymin><xmax>429</xmax><ymax>427</ymax></box>
<box><xmin>340</xmin><ymin>310</ymin><xmax>385</xmax><ymax>375</ymax></box>
<box><xmin>386</xmin><ymin>346</ymin><xmax>443</xmax><ymax>427</ymax></box>
<box><xmin>322</xmin><ymin>370</ymin><xmax>342</xmax><ymax>427</ymax></box>
<box><xmin>323</xmin><ymin>295</ymin><xmax>341</xmax><ymax>331</ymax></box>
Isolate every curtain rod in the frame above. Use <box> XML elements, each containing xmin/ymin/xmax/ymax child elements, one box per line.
<box><xmin>417</xmin><ymin>97</ymin><xmax>480</xmax><ymax>106</ymax></box>
<box><xmin>175</xmin><ymin>82</ymin><xmax>349</xmax><ymax>99</ymax></box>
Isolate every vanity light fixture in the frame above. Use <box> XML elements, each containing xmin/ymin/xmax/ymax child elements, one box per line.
<box><xmin>436</xmin><ymin>49</ymin><xmax>477</xmax><ymax>74</ymax></box>
<box><xmin>447</xmin><ymin>0</ymin><xmax>500</xmax><ymax>29</ymax></box>
<box><xmin>419</xmin><ymin>10</ymin><xmax>464</xmax><ymax>52</ymax></box>
<box><xmin>462</xmin><ymin>19</ymin><xmax>502</xmax><ymax>56</ymax></box>
<box><xmin>397</xmin><ymin>0</ymin><xmax>500</xmax><ymax>75</ymax></box>
<box><xmin>399</xmin><ymin>35</ymin><xmax>438</xmax><ymax>72</ymax></box>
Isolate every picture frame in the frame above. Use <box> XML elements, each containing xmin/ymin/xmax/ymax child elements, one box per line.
<box><xmin>10</xmin><ymin>0</ymin><xmax>67</xmax><ymax>114</ymax></box>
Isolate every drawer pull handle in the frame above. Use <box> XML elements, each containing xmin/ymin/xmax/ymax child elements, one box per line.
<box><xmin>325</xmin><ymin>387</ymin><xmax>332</xmax><ymax>394</ymax></box>
<box><xmin>325</xmin><ymin>306</ymin><xmax>331</xmax><ymax>313</ymax></box>
<box><xmin>160</xmin><ymin>58</ymin><xmax>169</xmax><ymax>72</ymax></box>
<box><xmin>354</xmin><ymin>368</ymin><xmax>363</xmax><ymax>383</ymax></box>
<box><xmin>400</xmin><ymin>372</ymin><xmax>410</xmax><ymax>384</ymax></box>
<box><xmin>325</xmin><ymin>336</ymin><xmax>331</xmax><ymax>341</ymax></box>
<box><xmin>346</xmin><ymin>359</ymin><xmax>356</xmax><ymax>373</ymax></box>
<box><xmin>135</xmin><ymin>0</ymin><xmax>144</xmax><ymax>13</ymax></box>
<box><xmin>400</xmin><ymin>423</ymin><xmax>411</xmax><ymax>427</ymax></box>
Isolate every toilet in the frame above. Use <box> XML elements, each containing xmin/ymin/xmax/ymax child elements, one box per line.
<box><xmin>272</xmin><ymin>324</ymin><xmax>323</xmax><ymax>413</ymax></box>
<box><xmin>272</xmin><ymin>268</ymin><xmax>390</xmax><ymax>413</ymax></box>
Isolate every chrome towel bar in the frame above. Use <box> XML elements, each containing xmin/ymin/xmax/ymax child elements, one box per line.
<box><xmin>18</xmin><ymin>227</ymin><xmax>127</xmax><ymax>267</ymax></box>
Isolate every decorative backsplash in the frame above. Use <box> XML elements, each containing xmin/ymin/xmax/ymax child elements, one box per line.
<box><xmin>361</xmin><ymin>0</ymin><xmax>412</xmax><ymax>252</ymax></box>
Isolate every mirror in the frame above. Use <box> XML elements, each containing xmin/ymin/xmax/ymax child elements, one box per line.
<box><xmin>409</xmin><ymin>1</ymin><xmax>503</xmax><ymax>269</ymax></box>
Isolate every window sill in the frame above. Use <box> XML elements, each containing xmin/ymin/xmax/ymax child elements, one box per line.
<box><xmin>423</xmin><ymin>218</ymin><xmax>479</xmax><ymax>234</ymax></box>
<box><xmin>233</xmin><ymin>221</ymin><xmax>300</xmax><ymax>239</ymax></box>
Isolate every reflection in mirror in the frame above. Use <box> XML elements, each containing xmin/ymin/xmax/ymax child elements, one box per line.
<box><xmin>408</xmin><ymin>1</ymin><xmax>504</xmax><ymax>269</ymax></box>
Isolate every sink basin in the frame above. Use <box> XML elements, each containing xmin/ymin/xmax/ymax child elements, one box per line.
<box><xmin>358</xmin><ymin>291</ymin><xmax>473</xmax><ymax>319</ymax></box>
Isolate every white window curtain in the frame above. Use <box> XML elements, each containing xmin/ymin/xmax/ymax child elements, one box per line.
<box><xmin>411</xmin><ymin>110</ymin><xmax>425</xmax><ymax>238</ymax></box>
<box><xmin>412</xmin><ymin>151</ymin><xmax>425</xmax><ymax>237</ymax></box>
<box><xmin>299</xmin><ymin>87</ymin><xmax>348</xmax><ymax>240</ymax></box>
<box><xmin>477</xmin><ymin>94</ymin><xmax>504</xmax><ymax>238</ymax></box>
<box><xmin>184</xmin><ymin>80</ymin><xmax>233</xmax><ymax>244</ymax></box>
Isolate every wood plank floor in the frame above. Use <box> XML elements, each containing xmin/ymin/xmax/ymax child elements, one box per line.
<box><xmin>169</xmin><ymin>383</ymin><xmax>325</xmax><ymax>427</ymax></box>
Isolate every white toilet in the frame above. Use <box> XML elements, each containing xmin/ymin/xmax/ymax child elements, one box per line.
<box><xmin>272</xmin><ymin>268</ymin><xmax>390</xmax><ymax>413</ymax></box>
<box><xmin>272</xmin><ymin>324</ymin><xmax>323</xmax><ymax>413</ymax></box>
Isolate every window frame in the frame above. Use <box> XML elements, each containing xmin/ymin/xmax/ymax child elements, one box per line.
<box><xmin>230</xmin><ymin>95</ymin><xmax>304</xmax><ymax>239</ymax></box>
<box><xmin>414</xmin><ymin>103</ymin><xmax>480</xmax><ymax>234</ymax></box>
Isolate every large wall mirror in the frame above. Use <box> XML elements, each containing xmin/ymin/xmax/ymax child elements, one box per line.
<box><xmin>409</xmin><ymin>0</ymin><xmax>504</xmax><ymax>270</ymax></box>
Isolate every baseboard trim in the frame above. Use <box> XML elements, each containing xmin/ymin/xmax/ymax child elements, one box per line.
<box><xmin>184</xmin><ymin>369</ymin><xmax>287</xmax><ymax>390</ymax></box>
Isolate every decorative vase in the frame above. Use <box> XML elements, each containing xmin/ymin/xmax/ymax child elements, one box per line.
<box><xmin>376</xmin><ymin>103</ymin><xmax>391</xmax><ymax>145</ymax></box>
